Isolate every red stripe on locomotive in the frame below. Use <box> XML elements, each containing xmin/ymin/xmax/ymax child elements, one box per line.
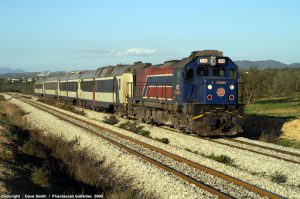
<box><xmin>136</xmin><ymin>66</ymin><xmax>174</xmax><ymax>99</ymax></box>
<box><xmin>145</xmin><ymin>86</ymin><xmax>173</xmax><ymax>100</ymax></box>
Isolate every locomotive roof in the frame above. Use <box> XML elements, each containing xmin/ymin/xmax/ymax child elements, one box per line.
<box><xmin>151</xmin><ymin>50</ymin><xmax>225</xmax><ymax>69</ymax></box>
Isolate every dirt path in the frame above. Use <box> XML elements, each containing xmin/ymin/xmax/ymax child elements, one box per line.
<box><xmin>281</xmin><ymin>119</ymin><xmax>300</xmax><ymax>142</ymax></box>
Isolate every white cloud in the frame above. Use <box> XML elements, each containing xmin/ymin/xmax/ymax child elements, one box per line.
<box><xmin>74</xmin><ymin>48</ymin><xmax>175</xmax><ymax>59</ymax></box>
<box><xmin>73</xmin><ymin>48</ymin><xmax>118</xmax><ymax>59</ymax></box>
<box><xmin>125</xmin><ymin>48</ymin><xmax>158</xmax><ymax>56</ymax></box>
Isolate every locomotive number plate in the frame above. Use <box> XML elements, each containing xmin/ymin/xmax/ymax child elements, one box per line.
<box><xmin>216</xmin><ymin>87</ymin><xmax>225</xmax><ymax>97</ymax></box>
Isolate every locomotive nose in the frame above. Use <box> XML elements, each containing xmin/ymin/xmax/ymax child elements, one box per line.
<box><xmin>204</xmin><ymin>80</ymin><xmax>236</xmax><ymax>104</ymax></box>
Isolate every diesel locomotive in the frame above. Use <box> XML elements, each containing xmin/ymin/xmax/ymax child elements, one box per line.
<box><xmin>34</xmin><ymin>50</ymin><xmax>244</xmax><ymax>136</ymax></box>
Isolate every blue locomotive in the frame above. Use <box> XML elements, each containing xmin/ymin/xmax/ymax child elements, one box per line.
<box><xmin>128</xmin><ymin>50</ymin><xmax>244</xmax><ymax>136</ymax></box>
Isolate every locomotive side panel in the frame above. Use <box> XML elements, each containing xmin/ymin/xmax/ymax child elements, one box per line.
<box><xmin>135</xmin><ymin>66</ymin><xmax>175</xmax><ymax>102</ymax></box>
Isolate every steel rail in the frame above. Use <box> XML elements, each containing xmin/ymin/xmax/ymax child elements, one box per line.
<box><xmin>224</xmin><ymin>138</ymin><xmax>300</xmax><ymax>158</ymax></box>
<box><xmin>17</xmin><ymin>97</ymin><xmax>285</xmax><ymax>199</ymax></box>
<box><xmin>206</xmin><ymin>139</ymin><xmax>300</xmax><ymax>165</ymax></box>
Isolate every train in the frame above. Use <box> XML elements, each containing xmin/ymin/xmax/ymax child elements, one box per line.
<box><xmin>34</xmin><ymin>50</ymin><xmax>244</xmax><ymax>136</ymax></box>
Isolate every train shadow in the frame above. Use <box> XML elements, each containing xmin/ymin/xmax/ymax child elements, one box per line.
<box><xmin>238</xmin><ymin>114</ymin><xmax>296</xmax><ymax>141</ymax></box>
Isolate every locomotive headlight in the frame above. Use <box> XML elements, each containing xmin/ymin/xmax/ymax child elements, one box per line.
<box><xmin>207</xmin><ymin>84</ymin><xmax>213</xmax><ymax>90</ymax></box>
<box><xmin>229</xmin><ymin>84</ymin><xmax>235</xmax><ymax>90</ymax></box>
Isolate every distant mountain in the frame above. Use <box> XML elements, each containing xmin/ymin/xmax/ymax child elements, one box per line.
<box><xmin>234</xmin><ymin>60</ymin><xmax>300</xmax><ymax>69</ymax></box>
<box><xmin>0</xmin><ymin>67</ymin><xmax>25</xmax><ymax>74</ymax></box>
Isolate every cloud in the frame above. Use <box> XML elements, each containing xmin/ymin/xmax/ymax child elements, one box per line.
<box><xmin>73</xmin><ymin>48</ymin><xmax>118</xmax><ymax>59</ymax></box>
<box><xmin>73</xmin><ymin>48</ymin><xmax>175</xmax><ymax>59</ymax></box>
<box><xmin>124</xmin><ymin>48</ymin><xmax>158</xmax><ymax>56</ymax></box>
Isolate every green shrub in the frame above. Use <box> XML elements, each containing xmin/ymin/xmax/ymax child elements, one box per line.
<box><xmin>206</xmin><ymin>154</ymin><xmax>234</xmax><ymax>165</ymax></box>
<box><xmin>119</xmin><ymin>121</ymin><xmax>143</xmax><ymax>134</ymax></box>
<box><xmin>137</xmin><ymin>130</ymin><xmax>150</xmax><ymax>137</ymax></box>
<box><xmin>103</xmin><ymin>115</ymin><xmax>119</xmax><ymax>125</ymax></box>
<box><xmin>31</xmin><ymin>167</ymin><xmax>50</xmax><ymax>187</ymax></box>
<box><xmin>37</xmin><ymin>98</ymin><xmax>85</xmax><ymax>116</ymax></box>
<box><xmin>154</xmin><ymin>138</ymin><xmax>169</xmax><ymax>144</ymax></box>
<box><xmin>0</xmin><ymin>94</ymin><xmax>5</xmax><ymax>102</ymax></box>
<box><xmin>271</xmin><ymin>172</ymin><xmax>287</xmax><ymax>184</ymax></box>
<box><xmin>276</xmin><ymin>138</ymin><xmax>300</xmax><ymax>149</ymax></box>
<box><xmin>58</xmin><ymin>103</ymin><xmax>85</xmax><ymax>116</ymax></box>
<box><xmin>20</xmin><ymin>139</ymin><xmax>46</xmax><ymax>158</ymax></box>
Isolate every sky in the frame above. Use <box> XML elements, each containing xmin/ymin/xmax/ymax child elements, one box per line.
<box><xmin>0</xmin><ymin>0</ymin><xmax>299</xmax><ymax>72</ymax></box>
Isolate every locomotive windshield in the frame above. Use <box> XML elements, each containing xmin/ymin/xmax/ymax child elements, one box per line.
<box><xmin>196</xmin><ymin>65</ymin><xmax>226</xmax><ymax>77</ymax></box>
<box><xmin>197</xmin><ymin>66</ymin><xmax>209</xmax><ymax>76</ymax></box>
<box><xmin>212</xmin><ymin>66</ymin><xmax>225</xmax><ymax>77</ymax></box>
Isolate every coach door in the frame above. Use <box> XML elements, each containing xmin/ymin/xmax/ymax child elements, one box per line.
<box><xmin>113</xmin><ymin>77</ymin><xmax>119</xmax><ymax>103</ymax></box>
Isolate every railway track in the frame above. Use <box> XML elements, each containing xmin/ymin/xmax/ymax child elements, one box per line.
<box><xmin>205</xmin><ymin>138</ymin><xmax>300</xmax><ymax>164</ymax></box>
<box><xmin>9</xmin><ymin>94</ymin><xmax>284</xmax><ymax>199</ymax></box>
<box><xmin>223</xmin><ymin>138</ymin><xmax>300</xmax><ymax>158</ymax></box>
<box><xmin>161</xmin><ymin>124</ymin><xmax>300</xmax><ymax>164</ymax></box>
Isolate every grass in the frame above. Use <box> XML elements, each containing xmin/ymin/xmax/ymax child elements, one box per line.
<box><xmin>31</xmin><ymin>167</ymin><xmax>50</xmax><ymax>187</ymax></box>
<box><xmin>119</xmin><ymin>121</ymin><xmax>151</xmax><ymax>137</ymax></box>
<box><xmin>2</xmin><ymin>102</ymin><xmax>27</xmax><ymax>127</ymax></box>
<box><xmin>118</xmin><ymin>121</ymin><xmax>170</xmax><ymax>144</ymax></box>
<box><xmin>243</xmin><ymin>95</ymin><xmax>300</xmax><ymax>149</ymax></box>
<box><xmin>103</xmin><ymin>115</ymin><xmax>119</xmax><ymax>125</ymax></box>
<box><xmin>271</xmin><ymin>172</ymin><xmax>287</xmax><ymax>184</ymax></box>
<box><xmin>0</xmin><ymin>101</ymin><xmax>148</xmax><ymax>198</ymax></box>
<box><xmin>245</xmin><ymin>95</ymin><xmax>300</xmax><ymax>118</ymax></box>
<box><xmin>184</xmin><ymin>148</ymin><xmax>234</xmax><ymax>165</ymax></box>
<box><xmin>0</xmin><ymin>82</ymin><xmax>34</xmax><ymax>95</ymax></box>
<box><xmin>275</xmin><ymin>138</ymin><xmax>300</xmax><ymax>149</ymax></box>
<box><xmin>37</xmin><ymin>97</ymin><xmax>85</xmax><ymax>116</ymax></box>
<box><xmin>205</xmin><ymin>154</ymin><xmax>234</xmax><ymax>165</ymax></box>
<box><xmin>154</xmin><ymin>138</ymin><xmax>169</xmax><ymax>144</ymax></box>
<box><xmin>0</xmin><ymin>94</ymin><xmax>5</xmax><ymax>102</ymax></box>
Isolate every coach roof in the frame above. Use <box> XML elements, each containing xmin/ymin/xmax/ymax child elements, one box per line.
<box><xmin>59</xmin><ymin>71</ymin><xmax>87</xmax><ymax>81</ymax></box>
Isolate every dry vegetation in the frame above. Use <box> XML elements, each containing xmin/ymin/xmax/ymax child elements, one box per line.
<box><xmin>37</xmin><ymin>97</ymin><xmax>85</xmax><ymax>116</ymax></box>
<box><xmin>0</xmin><ymin>83</ymin><xmax>34</xmax><ymax>95</ymax></box>
<box><xmin>0</xmin><ymin>97</ymin><xmax>150</xmax><ymax>198</ymax></box>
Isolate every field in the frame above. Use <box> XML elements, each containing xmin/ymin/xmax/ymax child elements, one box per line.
<box><xmin>245</xmin><ymin>95</ymin><xmax>300</xmax><ymax>118</ymax></box>
<box><xmin>244</xmin><ymin>96</ymin><xmax>300</xmax><ymax>149</ymax></box>
<box><xmin>0</xmin><ymin>82</ymin><xmax>34</xmax><ymax>95</ymax></box>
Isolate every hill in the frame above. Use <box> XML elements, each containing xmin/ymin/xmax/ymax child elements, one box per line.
<box><xmin>0</xmin><ymin>67</ymin><xmax>25</xmax><ymax>74</ymax></box>
<box><xmin>234</xmin><ymin>60</ymin><xmax>300</xmax><ymax>69</ymax></box>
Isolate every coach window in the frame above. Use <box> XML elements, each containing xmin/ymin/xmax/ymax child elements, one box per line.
<box><xmin>185</xmin><ymin>68</ymin><xmax>193</xmax><ymax>81</ymax></box>
<box><xmin>197</xmin><ymin>66</ymin><xmax>209</xmax><ymax>76</ymax></box>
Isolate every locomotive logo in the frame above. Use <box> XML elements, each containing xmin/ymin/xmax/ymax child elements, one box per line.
<box><xmin>216</xmin><ymin>87</ymin><xmax>225</xmax><ymax>97</ymax></box>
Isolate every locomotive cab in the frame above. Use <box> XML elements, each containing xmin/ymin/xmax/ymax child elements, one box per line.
<box><xmin>182</xmin><ymin>51</ymin><xmax>244</xmax><ymax>136</ymax></box>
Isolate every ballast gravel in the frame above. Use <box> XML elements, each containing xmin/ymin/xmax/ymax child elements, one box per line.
<box><xmin>4</xmin><ymin>93</ymin><xmax>300</xmax><ymax>198</ymax></box>
<box><xmin>214</xmin><ymin>138</ymin><xmax>300</xmax><ymax>163</ymax></box>
<box><xmin>234</xmin><ymin>137</ymin><xmax>300</xmax><ymax>155</ymax></box>
<box><xmin>3</xmin><ymin>95</ymin><xmax>216</xmax><ymax>199</ymax></box>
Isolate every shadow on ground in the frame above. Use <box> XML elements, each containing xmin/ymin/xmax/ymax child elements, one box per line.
<box><xmin>241</xmin><ymin>114</ymin><xmax>296</xmax><ymax>141</ymax></box>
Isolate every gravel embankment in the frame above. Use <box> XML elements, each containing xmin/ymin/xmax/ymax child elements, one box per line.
<box><xmin>80</xmin><ymin>107</ymin><xmax>299</xmax><ymax>198</ymax></box>
<box><xmin>4</xmin><ymin>93</ymin><xmax>300</xmax><ymax>198</ymax></box>
<box><xmin>234</xmin><ymin>137</ymin><xmax>300</xmax><ymax>155</ymax></box>
<box><xmin>214</xmin><ymin>138</ymin><xmax>300</xmax><ymax>162</ymax></box>
<box><xmin>3</xmin><ymin>94</ymin><xmax>216</xmax><ymax>199</ymax></box>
